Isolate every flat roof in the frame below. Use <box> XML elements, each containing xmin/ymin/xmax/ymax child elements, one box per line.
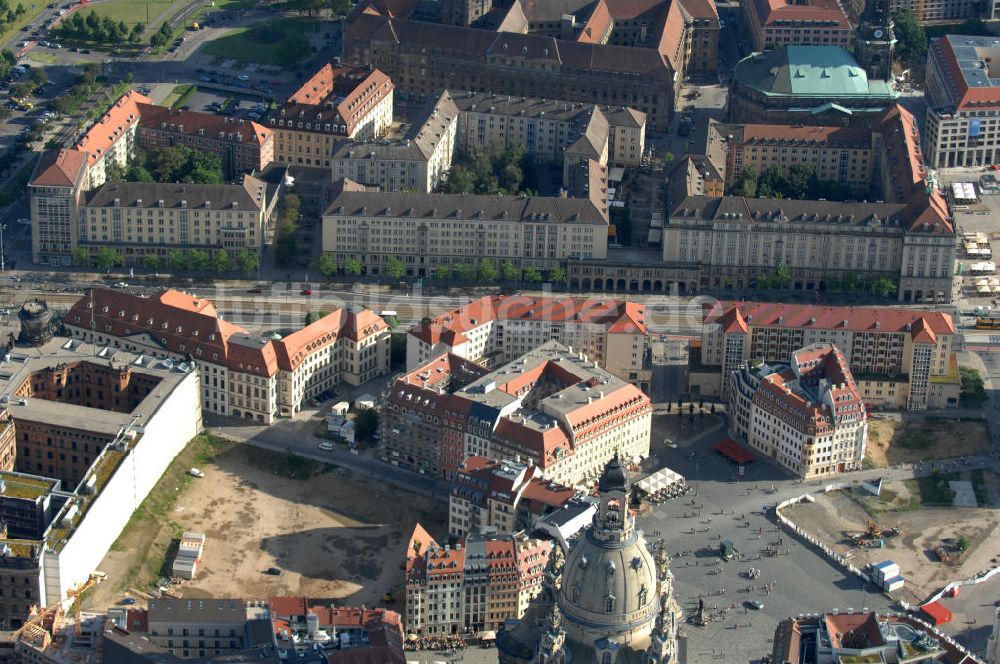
<box><xmin>1</xmin><ymin>338</ymin><xmax>191</xmax><ymax>438</ymax></box>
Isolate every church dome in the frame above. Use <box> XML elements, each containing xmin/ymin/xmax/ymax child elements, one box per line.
<box><xmin>598</xmin><ymin>451</ymin><xmax>629</xmax><ymax>494</ymax></box>
<box><xmin>556</xmin><ymin>456</ymin><xmax>658</xmax><ymax>648</ymax></box>
<box><xmin>559</xmin><ymin>529</ymin><xmax>658</xmax><ymax>633</ymax></box>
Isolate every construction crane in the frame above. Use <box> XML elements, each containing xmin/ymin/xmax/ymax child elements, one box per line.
<box><xmin>66</xmin><ymin>572</ymin><xmax>105</xmax><ymax>638</ymax></box>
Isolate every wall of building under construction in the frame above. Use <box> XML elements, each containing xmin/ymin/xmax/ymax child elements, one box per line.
<box><xmin>42</xmin><ymin>369</ymin><xmax>202</xmax><ymax>608</ymax></box>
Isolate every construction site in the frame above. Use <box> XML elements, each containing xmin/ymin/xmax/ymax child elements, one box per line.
<box><xmin>784</xmin><ymin>476</ymin><xmax>1000</xmax><ymax>603</ymax></box>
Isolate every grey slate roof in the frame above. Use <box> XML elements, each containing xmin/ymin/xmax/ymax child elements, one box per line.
<box><xmin>82</xmin><ymin>176</ymin><xmax>266</xmax><ymax>211</ymax></box>
<box><xmin>326</xmin><ymin>181</ymin><xmax>609</xmax><ymax>224</ymax></box>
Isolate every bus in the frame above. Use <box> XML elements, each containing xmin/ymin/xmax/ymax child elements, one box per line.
<box><xmin>975</xmin><ymin>315</ymin><xmax>1000</xmax><ymax>330</ymax></box>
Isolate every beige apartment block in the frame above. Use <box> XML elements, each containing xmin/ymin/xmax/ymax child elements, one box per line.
<box><xmin>323</xmin><ymin>180</ymin><xmax>609</xmax><ymax>275</ymax></box>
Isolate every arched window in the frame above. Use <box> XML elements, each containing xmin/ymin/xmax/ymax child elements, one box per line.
<box><xmin>602</xmin><ymin>652</ymin><xmax>613</xmax><ymax>664</ymax></box>
<box><xmin>605</xmin><ymin>595</ymin><xmax>615</xmax><ymax>613</ymax></box>
<box><xmin>572</xmin><ymin>585</ymin><xmax>580</xmax><ymax>603</ymax></box>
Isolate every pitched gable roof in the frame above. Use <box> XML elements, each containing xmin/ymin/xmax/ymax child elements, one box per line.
<box><xmin>75</xmin><ymin>90</ymin><xmax>151</xmax><ymax>166</ymax></box>
<box><xmin>30</xmin><ymin>148</ymin><xmax>88</xmax><ymax>188</ymax></box>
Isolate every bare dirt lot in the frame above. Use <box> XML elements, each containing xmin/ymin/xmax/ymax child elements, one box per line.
<box><xmin>87</xmin><ymin>435</ymin><xmax>444</xmax><ymax>611</ymax></box>
<box><xmin>784</xmin><ymin>485</ymin><xmax>1000</xmax><ymax>603</ymax></box>
<box><xmin>866</xmin><ymin>416</ymin><xmax>990</xmax><ymax>467</ymax></box>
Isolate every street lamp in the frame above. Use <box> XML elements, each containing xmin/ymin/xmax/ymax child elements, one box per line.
<box><xmin>0</xmin><ymin>223</ymin><xmax>7</xmax><ymax>272</ymax></box>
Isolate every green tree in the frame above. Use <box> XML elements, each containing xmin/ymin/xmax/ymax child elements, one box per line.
<box><xmin>305</xmin><ymin>310</ymin><xmax>331</xmax><ymax>325</ymax></box>
<box><xmin>236</xmin><ymin>250</ymin><xmax>259</xmax><ymax>277</ymax></box>
<box><xmin>95</xmin><ymin>247</ymin><xmax>122</xmax><ymax>271</ymax></box>
<box><xmin>549</xmin><ymin>266</ymin><xmax>567</xmax><ymax>285</ymax></box>
<box><xmin>189</xmin><ymin>249</ymin><xmax>211</xmax><ymax>271</ymax></box>
<box><xmin>892</xmin><ymin>9</ymin><xmax>927</xmax><ymax>62</ymax></box>
<box><xmin>735</xmin><ymin>166</ymin><xmax>759</xmax><ymax>198</ymax></box>
<box><xmin>316</xmin><ymin>253</ymin><xmax>337</xmax><ymax>276</ymax></box>
<box><xmin>29</xmin><ymin>67</ymin><xmax>47</xmax><ymax>88</ymax></box>
<box><xmin>434</xmin><ymin>264</ymin><xmax>452</xmax><ymax>281</ymax></box>
<box><xmin>144</xmin><ymin>253</ymin><xmax>161</xmax><ymax>270</ymax></box>
<box><xmin>385</xmin><ymin>256</ymin><xmax>405</xmax><ymax>280</ymax></box>
<box><xmin>354</xmin><ymin>407</ymin><xmax>379</xmax><ymax>440</ymax></box>
<box><xmin>499</xmin><ymin>161</ymin><xmax>523</xmax><ymax>193</ymax></box>
<box><xmin>281</xmin><ymin>193</ymin><xmax>301</xmax><ymax>222</ymax></box>
<box><xmin>129</xmin><ymin>22</ymin><xmax>145</xmax><ymax>43</ymax></box>
<box><xmin>477</xmin><ymin>258</ymin><xmax>497</xmax><ymax>282</ymax></box>
<box><xmin>344</xmin><ymin>256</ymin><xmax>363</xmax><ymax>275</ymax></box>
<box><xmin>168</xmin><ymin>249</ymin><xmax>188</xmax><ymax>270</ymax></box>
<box><xmin>214</xmin><ymin>249</ymin><xmax>230</xmax><ymax>273</ymax></box>
<box><xmin>454</xmin><ymin>263</ymin><xmax>477</xmax><ymax>281</ymax></box>
<box><xmin>522</xmin><ymin>266</ymin><xmax>542</xmax><ymax>283</ymax></box>
<box><xmin>757</xmin><ymin>273</ymin><xmax>771</xmax><ymax>290</ymax></box>
<box><xmin>956</xmin><ymin>534</ymin><xmax>971</xmax><ymax>552</ymax></box>
<box><xmin>774</xmin><ymin>264</ymin><xmax>792</xmax><ymax>289</ymax></box>
<box><xmin>875</xmin><ymin>276</ymin><xmax>898</xmax><ymax>298</ymax></box>
<box><xmin>500</xmin><ymin>260</ymin><xmax>520</xmax><ymax>283</ymax></box>
<box><xmin>274</xmin><ymin>227</ymin><xmax>297</xmax><ymax>267</ymax></box>
<box><xmin>72</xmin><ymin>247</ymin><xmax>90</xmax><ymax>267</ymax></box>
<box><xmin>444</xmin><ymin>166</ymin><xmax>476</xmax><ymax>194</ymax></box>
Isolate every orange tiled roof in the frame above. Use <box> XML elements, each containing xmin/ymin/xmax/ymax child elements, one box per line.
<box><xmin>707</xmin><ymin>301</ymin><xmax>955</xmax><ymax>339</ymax></box>
<box><xmin>409</xmin><ymin>295</ymin><xmax>646</xmax><ymax>346</ymax></box>
<box><xmin>30</xmin><ymin>148</ymin><xmax>88</xmax><ymax>188</ymax></box>
<box><xmin>750</xmin><ymin>0</ymin><xmax>849</xmax><ymax>27</ymax></box>
<box><xmin>75</xmin><ymin>90</ymin><xmax>151</xmax><ymax>166</ymax></box>
<box><xmin>66</xmin><ymin>289</ymin><xmax>384</xmax><ymax>378</ymax></box>
<box><xmin>282</xmin><ymin>65</ymin><xmax>394</xmax><ymax>136</ymax></box>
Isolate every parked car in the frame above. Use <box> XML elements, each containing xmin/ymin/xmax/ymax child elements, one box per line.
<box><xmin>112</xmin><ymin>281</ymin><xmax>128</xmax><ymax>288</ymax></box>
<box><xmin>300</xmin><ymin>288</ymin><xmax>313</xmax><ymax>295</ymax></box>
<box><xmin>238</xmin><ymin>74</ymin><xmax>250</xmax><ymax>81</ymax></box>
<box><xmin>188</xmin><ymin>468</ymin><xmax>205</xmax><ymax>478</ymax></box>
<box><xmin>265</xmin><ymin>567</ymin><xmax>282</xmax><ymax>576</ymax></box>
<box><xmin>119</xmin><ymin>598</ymin><xmax>137</xmax><ymax>606</ymax></box>
<box><xmin>749</xmin><ymin>600</ymin><xmax>764</xmax><ymax>610</ymax></box>
<box><xmin>318</xmin><ymin>442</ymin><xmax>335</xmax><ymax>451</ymax></box>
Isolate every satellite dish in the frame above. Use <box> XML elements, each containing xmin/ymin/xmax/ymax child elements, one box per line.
<box><xmin>874</xmin><ymin>29</ymin><xmax>884</xmax><ymax>38</ymax></box>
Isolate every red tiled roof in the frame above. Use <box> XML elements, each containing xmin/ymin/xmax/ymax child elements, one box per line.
<box><xmin>137</xmin><ymin>103</ymin><xmax>271</xmax><ymax>146</ymax></box>
<box><xmin>677</xmin><ymin>0</ymin><xmax>719</xmax><ymax>19</ymax></box>
<box><xmin>824</xmin><ymin>612</ymin><xmax>885</xmax><ymax>648</ymax></box>
<box><xmin>873</xmin><ymin>104</ymin><xmax>953</xmax><ymax>234</ymax></box>
<box><xmin>577</xmin><ymin>0</ymin><xmax>612</xmax><ymax>43</ymax></box>
<box><xmin>658</xmin><ymin>0</ymin><xmax>688</xmax><ymax>71</ymax></box>
<box><xmin>739</xmin><ymin>123</ymin><xmax>869</xmax><ymax>145</ymax></box>
<box><xmin>749</xmin><ymin>0</ymin><xmax>849</xmax><ymax>26</ymax></box>
<box><xmin>406</xmin><ymin>523</ymin><xmax>436</xmax><ymax>562</ymax></box>
<box><xmin>30</xmin><ymin>148</ymin><xmax>88</xmax><ymax>188</ymax></box>
<box><xmin>75</xmin><ymin>90</ymin><xmax>151</xmax><ymax>166</ymax></box>
<box><xmin>706</xmin><ymin>301</ymin><xmax>955</xmax><ymax>338</ymax></box>
<box><xmin>268</xmin><ymin>596</ymin><xmax>308</xmax><ymax>618</ymax></box>
<box><xmin>409</xmin><ymin>295</ymin><xmax>646</xmax><ymax>346</ymax></box>
<box><xmin>66</xmin><ymin>289</ymin><xmax>383</xmax><ymax>377</ymax></box>
<box><xmin>281</xmin><ymin>65</ymin><xmax>394</xmax><ymax>137</ymax></box>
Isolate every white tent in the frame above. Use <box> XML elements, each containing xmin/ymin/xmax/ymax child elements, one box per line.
<box><xmin>637</xmin><ymin>467</ymin><xmax>686</xmax><ymax>495</ymax></box>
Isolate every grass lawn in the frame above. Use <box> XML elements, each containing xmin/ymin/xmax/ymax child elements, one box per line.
<box><xmin>203</xmin><ymin>17</ymin><xmax>317</xmax><ymax>65</ymax></box>
<box><xmin>0</xmin><ymin>4</ymin><xmax>49</xmax><ymax>52</ymax></box>
<box><xmin>162</xmin><ymin>83</ymin><xmax>196</xmax><ymax>109</ymax></box>
<box><xmin>85</xmin><ymin>0</ymin><xmax>182</xmax><ymax>28</ymax></box>
<box><xmin>904</xmin><ymin>471</ymin><xmax>960</xmax><ymax>507</ymax></box>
